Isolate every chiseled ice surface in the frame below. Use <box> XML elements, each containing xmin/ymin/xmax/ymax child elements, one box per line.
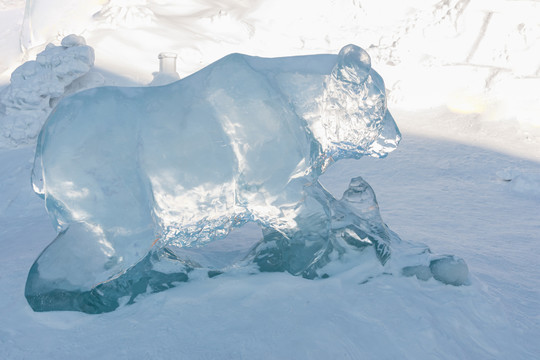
<box><xmin>26</xmin><ymin>45</ymin><xmax>464</xmax><ymax>313</ymax></box>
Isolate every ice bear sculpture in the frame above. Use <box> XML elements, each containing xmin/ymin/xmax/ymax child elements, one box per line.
<box><xmin>26</xmin><ymin>45</ymin><xmax>468</xmax><ymax>314</ymax></box>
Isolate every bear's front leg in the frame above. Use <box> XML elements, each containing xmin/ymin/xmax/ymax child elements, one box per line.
<box><xmin>250</xmin><ymin>181</ymin><xmax>340</xmax><ymax>279</ymax></box>
<box><xmin>250</xmin><ymin>178</ymin><xmax>395</xmax><ymax>279</ymax></box>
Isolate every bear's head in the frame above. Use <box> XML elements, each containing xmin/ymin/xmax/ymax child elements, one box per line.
<box><xmin>313</xmin><ymin>44</ymin><xmax>401</xmax><ymax>164</ymax></box>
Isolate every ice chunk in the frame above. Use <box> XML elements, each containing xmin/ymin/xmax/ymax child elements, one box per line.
<box><xmin>149</xmin><ymin>52</ymin><xmax>181</xmax><ymax>86</ymax></box>
<box><xmin>430</xmin><ymin>256</ymin><xmax>469</xmax><ymax>286</ymax></box>
<box><xmin>26</xmin><ymin>45</ymin><xmax>464</xmax><ymax>313</ymax></box>
<box><xmin>402</xmin><ymin>255</ymin><xmax>469</xmax><ymax>286</ymax></box>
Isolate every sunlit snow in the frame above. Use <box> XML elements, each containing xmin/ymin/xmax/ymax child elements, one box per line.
<box><xmin>0</xmin><ymin>0</ymin><xmax>539</xmax><ymax>359</ymax></box>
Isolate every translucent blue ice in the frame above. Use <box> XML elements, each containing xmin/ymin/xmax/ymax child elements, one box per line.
<box><xmin>26</xmin><ymin>45</ymin><xmax>466</xmax><ymax>313</ymax></box>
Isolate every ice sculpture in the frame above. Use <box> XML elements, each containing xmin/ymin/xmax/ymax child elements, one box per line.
<box><xmin>0</xmin><ymin>35</ymin><xmax>102</xmax><ymax>148</ymax></box>
<box><xmin>26</xmin><ymin>45</ymin><xmax>468</xmax><ymax>313</ymax></box>
<box><xmin>149</xmin><ymin>52</ymin><xmax>181</xmax><ymax>86</ymax></box>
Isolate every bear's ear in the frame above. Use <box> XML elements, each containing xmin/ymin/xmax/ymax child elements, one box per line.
<box><xmin>332</xmin><ymin>44</ymin><xmax>372</xmax><ymax>85</ymax></box>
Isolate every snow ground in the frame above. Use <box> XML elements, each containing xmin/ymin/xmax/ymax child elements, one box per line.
<box><xmin>1</xmin><ymin>0</ymin><xmax>540</xmax><ymax>359</ymax></box>
<box><xmin>1</xmin><ymin>109</ymin><xmax>539</xmax><ymax>359</ymax></box>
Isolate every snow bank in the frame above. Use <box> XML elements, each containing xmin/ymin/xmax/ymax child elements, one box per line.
<box><xmin>20</xmin><ymin>0</ymin><xmax>103</xmax><ymax>53</ymax></box>
<box><xmin>0</xmin><ymin>1</ymin><xmax>25</xmax><ymax>78</ymax></box>
<box><xmin>497</xmin><ymin>168</ymin><xmax>540</xmax><ymax>198</ymax></box>
<box><xmin>1</xmin><ymin>0</ymin><xmax>538</xmax><ymax>149</ymax></box>
<box><xmin>12</xmin><ymin>0</ymin><xmax>540</xmax><ymax>130</ymax></box>
<box><xmin>0</xmin><ymin>35</ymin><xmax>102</xmax><ymax>148</ymax></box>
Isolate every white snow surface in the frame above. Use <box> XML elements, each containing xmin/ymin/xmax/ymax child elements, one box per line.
<box><xmin>0</xmin><ymin>0</ymin><xmax>539</xmax><ymax>359</ymax></box>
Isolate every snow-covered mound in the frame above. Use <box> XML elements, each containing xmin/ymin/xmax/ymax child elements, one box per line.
<box><xmin>497</xmin><ymin>168</ymin><xmax>540</xmax><ymax>198</ymax></box>
<box><xmin>0</xmin><ymin>34</ymin><xmax>102</xmax><ymax>148</ymax></box>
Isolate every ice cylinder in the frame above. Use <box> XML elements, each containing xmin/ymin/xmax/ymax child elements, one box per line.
<box><xmin>158</xmin><ymin>52</ymin><xmax>178</xmax><ymax>74</ymax></box>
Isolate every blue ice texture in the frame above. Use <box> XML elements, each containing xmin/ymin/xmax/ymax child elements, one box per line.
<box><xmin>26</xmin><ymin>45</ymin><xmax>468</xmax><ymax>313</ymax></box>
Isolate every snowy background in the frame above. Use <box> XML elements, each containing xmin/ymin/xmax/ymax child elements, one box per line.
<box><xmin>1</xmin><ymin>0</ymin><xmax>539</xmax><ymax>358</ymax></box>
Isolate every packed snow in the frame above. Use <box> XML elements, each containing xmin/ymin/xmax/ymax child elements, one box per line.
<box><xmin>0</xmin><ymin>0</ymin><xmax>539</xmax><ymax>358</ymax></box>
